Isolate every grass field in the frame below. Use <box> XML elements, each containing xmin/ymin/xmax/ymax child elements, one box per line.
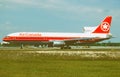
<box><xmin>0</xmin><ymin>50</ymin><xmax>120</xmax><ymax>77</ymax></box>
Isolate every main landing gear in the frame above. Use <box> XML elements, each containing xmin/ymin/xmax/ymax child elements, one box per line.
<box><xmin>60</xmin><ymin>45</ymin><xmax>71</xmax><ymax>49</ymax></box>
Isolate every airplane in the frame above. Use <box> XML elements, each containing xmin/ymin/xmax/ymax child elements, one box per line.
<box><xmin>2</xmin><ymin>16</ymin><xmax>113</xmax><ymax>49</ymax></box>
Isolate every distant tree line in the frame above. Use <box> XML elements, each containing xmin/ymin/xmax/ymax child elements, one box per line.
<box><xmin>1</xmin><ymin>42</ymin><xmax>120</xmax><ymax>47</ymax></box>
<box><xmin>75</xmin><ymin>42</ymin><xmax>120</xmax><ymax>46</ymax></box>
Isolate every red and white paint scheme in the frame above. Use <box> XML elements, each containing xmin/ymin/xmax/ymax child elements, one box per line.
<box><xmin>3</xmin><ymin>16</ymin><xmax>113</xmax><ymax>49</ymax></box>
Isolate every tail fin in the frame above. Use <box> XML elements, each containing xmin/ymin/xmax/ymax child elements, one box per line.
<box><xmin>92</xmin><ymin>16</ymin><xmax>112</xmax><ymax>34</ymax></box>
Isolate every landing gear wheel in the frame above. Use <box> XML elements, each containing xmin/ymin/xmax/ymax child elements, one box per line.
<box><xmin>61</xmin><ymin>47</ymin><xmax>64</xmax><ymax>49</ymax></box>
<box><xmin>68</xmin><ymin>47</ymin><xmax>71</xmax><ymax>49</ymax></box>
<box><xmin>60</xmin><ymin>46</ymin><xmax>71</xmax><ymax>49</ymax></box>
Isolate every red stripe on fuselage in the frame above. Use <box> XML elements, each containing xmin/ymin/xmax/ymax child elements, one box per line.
<box><xmin>3</xmin><ymin>36</ymin><xmax>77</xmax><ymax>42</ymax></box>
<box><xmin>3</xmin><ymin>36</ymin><xmax>108</xmax><ymax>43</ymax></box>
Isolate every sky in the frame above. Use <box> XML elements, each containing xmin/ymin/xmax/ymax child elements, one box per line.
<box><xmin>0</xmin><ymin>0</ymin><xmax>120</xmax><ymax>42</ymax></box>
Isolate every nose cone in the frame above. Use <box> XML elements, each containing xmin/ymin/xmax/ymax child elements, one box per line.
<box><xmin>3</xmin><ymin>36</ymin><xmax>9</xmax><ymax>42</ymax></box>
<box><xmin>3</xmin><ymin>37</ymin><xmax>6</xmax><ymax>41</ymax></box>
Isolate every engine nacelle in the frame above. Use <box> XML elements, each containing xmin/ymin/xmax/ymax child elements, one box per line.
<box><xmin>53</xmin><ymin>41</ymin><xmax>65</xmax><ymax>46</ymax></box>
<box><xmin>1</xmin><ymin>42</ymin><xmax>10</xmax><ymax>45</ymax></box>
<box><xmin>48</xmin><ymin>41</ymin><xmax>65</xmax><ymax>47</ymax></box>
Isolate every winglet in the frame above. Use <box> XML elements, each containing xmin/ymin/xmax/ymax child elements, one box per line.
<box><xmin>92</xmin><ymin>16</ymin><xmax>112</xmax><ymax>34</ymax></box>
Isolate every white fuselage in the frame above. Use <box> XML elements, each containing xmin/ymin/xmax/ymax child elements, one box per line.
<box><xmin>3</xmin><ymin>32</ymin><xmax>111</xmax><ymax>43</ymax></box>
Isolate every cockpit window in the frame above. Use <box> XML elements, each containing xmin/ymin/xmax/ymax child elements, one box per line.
<box><xmin>5</xmin><ymin>36</ymin><xmax>10</xmax><ymax>38</ymax></box>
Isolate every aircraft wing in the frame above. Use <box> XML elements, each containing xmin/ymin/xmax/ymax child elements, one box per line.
<box><xmin>63</xmin><ymin>37</ymin><xmax>97</xmax><ymax>44</ymax></box>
